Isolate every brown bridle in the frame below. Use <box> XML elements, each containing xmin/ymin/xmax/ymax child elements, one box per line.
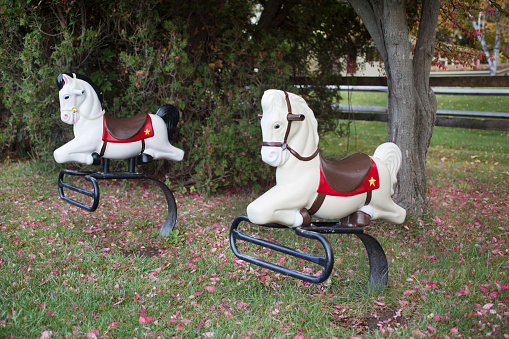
<box><xmin>259</xmin><ymin>91</ymin><xmax>319</xmax><ymax>162</ymax></box>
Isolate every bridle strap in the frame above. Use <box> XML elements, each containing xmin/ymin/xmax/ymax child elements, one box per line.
<box><xmin>283</xmin><ymin>91</ymin><xmax>293</xmax><ymax>144</ymax></box>
<box><xmin>288</xmin><ymin>146</ymin><xmax>319</xmax><ymax>162</ymax></box>
<box><xmin>261</xmin><ymin>91</ymin><xmax>319</xmax><ymax>162</ymax></box>
<box><xmin>263</xmin><ymin>142</ymin><xmax>284</xmax><ymax>147</ymax></box>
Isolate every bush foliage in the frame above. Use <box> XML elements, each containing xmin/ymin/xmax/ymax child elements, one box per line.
<box><xmin>0</xmin><ymin>0</ymin><xmax>369</xmax><ymax>192</ymax></box>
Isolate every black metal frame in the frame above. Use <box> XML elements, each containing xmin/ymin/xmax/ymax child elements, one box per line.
<box><xmin>58</xmin><ymin>158</ymin><xmax>177</xmax><ymax>236</ymax></box>
<box><xmin>230</xmin><ymin>215</ymin><xmax>388</xmax><ymax>292</ymax></box>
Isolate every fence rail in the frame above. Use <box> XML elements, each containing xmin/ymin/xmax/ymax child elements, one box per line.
<box><xmin>293</xmin><ymin>75</ymin><xmax>509</xmax><ymax>87</ymax></box>
<box><xmin>336</xmin><ymin>105</ymin><xmax>509</xmax><ymax>130</ymax></box>
<box><xmin>298</xmin><ymin>76</ymin><xmax>509</xmax><ymax>131</ymax></box>
<box><xmin>337</xmin><ymin>85</ymin><xmax>509</xmax><ymax>96</ymax></box>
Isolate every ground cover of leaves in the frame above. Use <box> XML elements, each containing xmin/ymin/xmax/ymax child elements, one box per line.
<box><xmin>0</xmin><ymin>125</ymin><xmax>508</xmax><ymax>338</ymax></box>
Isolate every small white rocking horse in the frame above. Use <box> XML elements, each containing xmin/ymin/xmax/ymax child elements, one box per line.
<box><xmin>53</xmin><ymin>73</ymin><xmax>184</xmax><ymax>165</ymax></box>
<box><xmin>246</xmin><ymin>89</ymin><xmax>406</xmax><ymax>228</ymax></box>
<box><xmin>53</xmin><ymin>73</ymin><xmax>184</xmax><ymax>236</ymax></box>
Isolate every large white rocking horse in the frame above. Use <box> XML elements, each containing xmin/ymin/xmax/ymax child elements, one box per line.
<box><xmin>230</xmin><ymin>89</ymin><xmax>406</xmax><ymax>289</ymax></box>
<box><xmin>247</xmin><ymin>89</ymin><xmax>406</xmax><ymax>227</ymax></box>
<box><xmin>54</xmin><ymin>73</ymin><xmax>184</xmax><ymax>236</ymax></box>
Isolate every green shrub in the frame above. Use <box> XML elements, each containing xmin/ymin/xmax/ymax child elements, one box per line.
<box><xmin>0</xmin><ymin>0</ymin><xmax>365</xmax><ymax>192</ymax></box>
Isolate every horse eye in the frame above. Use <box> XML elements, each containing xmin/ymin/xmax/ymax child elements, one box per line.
<box><xmin>274</xmin><ymin>123</ymin><xmax>281</xmax><ymax>130</ymax></box>
<box><xmin>64</xmin><ymin>95</ymin><xmax>70</xmax><ymax>100</ymax></box>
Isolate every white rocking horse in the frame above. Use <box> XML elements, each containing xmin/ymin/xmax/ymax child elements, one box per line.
<box><xmin>229</xmin><ymin>90</ymin><xmax>406</xmax><ymax>288</ymax></box>
<box><xmin>53</xmin><ymin>73</ymin><xmax>184</xmax><ymax>165</ymax></box>
<box><xmin>53</xmin><ymin>73</ymin><xmax>184</xmax><ymax>237</ymax></box>
<box><xmin>246</xmin><ymin>89</ymin><xmax>406</xmax><ymax>228</ymax></box>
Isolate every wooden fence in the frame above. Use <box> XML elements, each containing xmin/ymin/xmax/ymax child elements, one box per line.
<box><xmin>295</xmin><ymin>76</ymin><xmax>509</xmax><ymax>130</ymax></box>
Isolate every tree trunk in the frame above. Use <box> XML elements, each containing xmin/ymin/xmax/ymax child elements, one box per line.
<box><xmin>348</xmin><ymin>0</ymin><xmax>440</xmax><ymax>217</ymax></box>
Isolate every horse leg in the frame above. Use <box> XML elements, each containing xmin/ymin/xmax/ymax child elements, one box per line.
<box><xmin>143</xmin><ymin>143</ymin><xmax>184</xmax><ymax>162</ymax></box>
<box><xmin>247</xmin><ymin>186</ymin><xmax>310</xmax><ymax>227</ymax></box>
<box><xmin>370</xmin><ymin>197</ymin><xmax>406</xmax><ymax>224</ymax></box>
<box><xmin>54</xmin><ymin>138</ymin><xmax>100</xmax><ymax>165</ymax></box>
<box><xmin>367</xmin><ymin>163</ymin><xmax>406</xmax><ymax>224</ymax></box>
<box><xmin>142</xmin><ymin>119</ymin><xmax>184</xmax><ymax>162</ymax></box>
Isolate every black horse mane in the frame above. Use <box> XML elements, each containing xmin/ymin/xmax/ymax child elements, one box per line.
<box><xmin>57</xmin><ymin>73</ymin><xmax>104</xmax><ymax>108</ymax></box>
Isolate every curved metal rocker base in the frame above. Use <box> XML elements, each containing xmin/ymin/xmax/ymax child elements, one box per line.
<box><xmin>230</xmin><ymin>215</ymin><xmax>388</xmax><ymax>292</ymax></box>
<box><xmin>58</xmin><ymin>158</ymin><xmax>177</xmax><ymax>237</ymax></box>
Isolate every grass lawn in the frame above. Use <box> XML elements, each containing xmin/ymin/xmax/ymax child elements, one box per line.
<box><xmin>0</xmin><ymin>122</ymin><xmax>508</xmax><ymax>338</ymax></box>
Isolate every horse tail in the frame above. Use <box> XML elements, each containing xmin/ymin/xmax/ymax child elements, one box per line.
<box><xmin>156</xmin><ymin>104</ymin><xmax>180</xmax><ymax>143</ymax></box>
<box><xmin>373</xmin><ymin>142</ymin><xmax>402</xmax><ymax>196</ymax></box>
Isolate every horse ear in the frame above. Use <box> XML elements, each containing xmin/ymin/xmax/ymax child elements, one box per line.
<box><xmin>57</xmin><ymin>73</ymin><xmax>70</xmax><ymax>90</ymax></box>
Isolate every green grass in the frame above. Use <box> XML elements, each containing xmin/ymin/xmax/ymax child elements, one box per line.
<box><xmin>0</xmin><ymin>123</ymin><xmax>508</xmax><ymax>337</ymax></box>
<box><xmin>343</xmin><ymin>90</ymin><xmax>509</xmax><ymax>113</ymax></box>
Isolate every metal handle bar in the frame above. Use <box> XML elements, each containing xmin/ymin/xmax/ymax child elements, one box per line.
<box><xmin>58</xmin><ymin>169</ymin><xmax>100</xmax><ymax>212</ymax></box>
<box><xmin>230</xmin><ymin>215</ymin><xmax>334</xmax><ymax>284</ymax></box>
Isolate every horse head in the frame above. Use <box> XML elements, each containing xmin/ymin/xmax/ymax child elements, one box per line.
<box><xmin>259</xmin><ymin>90</ymin><xmax>319</xmax><ymax>167</ymax></box>
<box><xmin>56</xmin><ymin>73</ymin><xmax>104</xmax><ymax>125</ymax></box>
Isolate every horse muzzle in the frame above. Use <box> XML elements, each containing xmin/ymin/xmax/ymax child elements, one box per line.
<box><xmin>261</xmin><ymin>145</ymin><xmax>289</xmax><ymax>167</ymax></box>
<box><xmin>61</xmin><ymin>110</ymin><xmax>78</xmax><ymax>125</ymax></box>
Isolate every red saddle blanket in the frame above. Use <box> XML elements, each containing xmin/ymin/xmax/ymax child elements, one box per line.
<box><xmin>317</xmin><ymin>157</ymin><xmax>380</xmax><ymax>197</ymax></box>
<box><xmin>102</xmin><ymin>114</ymin><xmax>154</xmax><ymax>143</ymax></box>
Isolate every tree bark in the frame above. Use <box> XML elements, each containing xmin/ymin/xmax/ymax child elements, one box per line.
<box><xmin>348</xmin><ymin>0</ymin><xmax>440</xmax><ymax>217</ymax></box>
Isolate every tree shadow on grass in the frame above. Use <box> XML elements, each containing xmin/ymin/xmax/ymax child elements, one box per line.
<box><xmin>120</xmin><ymin>246</ymin><xmax>161</xmax><ymax>258</ymax></box>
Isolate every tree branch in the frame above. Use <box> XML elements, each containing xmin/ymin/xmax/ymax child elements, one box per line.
<box><xmin>348</xmin><ymin>0</ymin><xmax>388</xmax><ymax>63</ymax></box>
<box><xmin>413</xmin><ymin>0</ymin><xmax>440</xmax><ymax>89</ymax></box>
<box><xmin>257</xmin><ymin>0</ymin><xmax>300</xmax><ymax>31</ymax></box>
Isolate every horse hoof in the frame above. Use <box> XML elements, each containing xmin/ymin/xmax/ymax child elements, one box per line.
<box><xmin>340</xmin><ymin>211</ymin><xmax>371</xmax><ymax>227</ymax></box>
<box><xmin>91</xmin><ymin>152</ymin><xmax>102</xmax><ymax>166</ymax></box>
<box><xmin>137</xmin><ymin>153</ymin><xmax>153</xmax><ymax>165</ymax></box>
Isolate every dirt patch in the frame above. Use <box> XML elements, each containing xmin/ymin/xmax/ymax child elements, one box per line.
<box><xmin>364</xmin><ymin>307</ymin><xmax>407</xmax><ymax>330</ymax></box>
<box><xmin>329</xmin><ymin>305</ymin><xmax>408</xmax><ymax>333</ymax></box>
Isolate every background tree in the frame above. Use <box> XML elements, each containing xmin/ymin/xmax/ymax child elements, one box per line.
<box><xmin>437</xmin><ymin>1</ymin><xmax>509</xmax><ymax>73</ymax></box>
<box><xmin>436</xmin><ymin>1</ymin><xmax>484</xmax><ymax>70</ymax></box>
<box><xmin>347</xmin><ymin>0</ymin><xmax>441</xmax><ymax>217</ymax></box>
<box><xmin>347</xmin><ymin>0</ymin><xmax>507</xmax><ymax>217</ymax></box>
<box><xmin>470</xmin><ymin>8</ymin><xmax>502</xmax><ymax>74</ymax></box>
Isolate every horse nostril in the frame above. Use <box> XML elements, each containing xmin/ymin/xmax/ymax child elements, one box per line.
<box><xmin>64</xmin><ymin>114</ymin><xmax>69</xmax><ymax>120</ymax></box>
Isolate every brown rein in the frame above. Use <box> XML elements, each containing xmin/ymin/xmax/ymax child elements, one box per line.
<box><xmin>259</xmin><ymin>91</ymin><xmax>319</xmax><ymax>162</ymax></box>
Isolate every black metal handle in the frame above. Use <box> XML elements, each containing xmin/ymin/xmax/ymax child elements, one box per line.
<box><xmin>58</xmin><ymin>169</ymin><xmax>100</xmax><ymax>212</ymax></box>
<box><xmin>229</xmin><ymin>215</ymin><xmax>334</xmax><ymax>284</ymax></box>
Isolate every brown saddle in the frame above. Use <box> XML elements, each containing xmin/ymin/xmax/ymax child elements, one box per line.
<box><xmin>104</xmin><ymin>113</ymin><xmax>148</xmax><ymax>141</ymax></box>
<box><xmin>320</xmin><ymin>153</ymin><xmax>372</xmax><ymax>193</ymax></box>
